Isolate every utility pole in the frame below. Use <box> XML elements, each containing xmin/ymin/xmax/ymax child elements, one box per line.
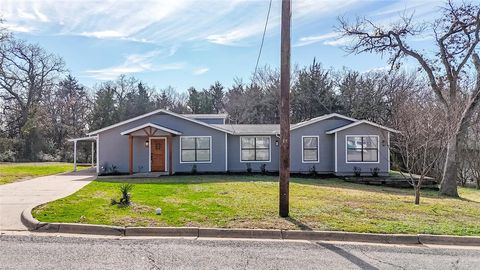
<box><xmin>279</xmin><ymin>0</ymin><xmax>291</xmax><ymax>218</ymax></box>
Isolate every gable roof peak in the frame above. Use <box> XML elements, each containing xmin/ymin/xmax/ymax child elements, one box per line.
<box><xmin>87</xmin><ymin>109</ymin><xmax>232</xmax><ymax>135</ymax></box>
<box><xmin>291</xmin><ymin>113</ymin><xmax>357</xmax><ymax>130</ymax></box>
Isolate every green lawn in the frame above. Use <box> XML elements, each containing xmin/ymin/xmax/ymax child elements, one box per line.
<box><xmin>33</xmin><ymin>175</ymin><xmax>480</xmax><ymax>236</ymax></box>
<box><xmin>0</xmin><ymin>162</ymin><xmax>88</xmax><ymax>185</ymax></box>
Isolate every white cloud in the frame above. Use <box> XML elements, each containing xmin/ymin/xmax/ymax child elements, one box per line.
<box><xmin>294</xmin><ymin>32</ymin><xmax>340</xmax><ymax>47</ymax></box>
<box><xmin>85</xmin><ymin>50</ymin><xmax>184</xmax><ymax>80</ymax></box>
<box><xmin>79</xmin><ymin>30</ymin><xmax>125</xmax><ymax>39</ymax></box>
<box><xmin>193</xmin><ymin>67</ymin><xmax>209</xmax><ymax>75</ymax></box>
<box><xmin>323</xmin><ymin>36</ymin><xmax>352</xmax><ymax>47</ymax></box>
<box><xmin>3</xmin><ymin>22</ymin><xmax>34</xmax><ymax>33</ymax></box>
<box><xmin>206</xmin><ymin>23</ymin><xmax>268</xmax><ymax>46</ymax></box>
<box><xmin>0</xmin><ymin>0</ymin><xmax>363</xmax><ymax>46</ymax></box>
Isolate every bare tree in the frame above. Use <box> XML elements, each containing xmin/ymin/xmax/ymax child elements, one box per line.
<box><xmin>338</xmin><ymin>1</ymin><xmax>480</xmax><ymax>197</ymax></box>
<box><xmin>0</xmin><ymin>38</ymin><xmax>65</xmax><ymax>159</ymax></box>
<box><xmin>392</xmin><ymin>92</ymin><xmax>448</xmax><ymax>204</ymax></box>
<box><xmin>458</xmin><ymin>117</ymin><xmax>480</xmax><ymax>188</ymax></box>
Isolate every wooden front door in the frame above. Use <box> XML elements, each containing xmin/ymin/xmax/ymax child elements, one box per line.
<box><xmin>151</xmin><ymin>139</ymin><xmax>166</xmax><ymax>172</ymax></box>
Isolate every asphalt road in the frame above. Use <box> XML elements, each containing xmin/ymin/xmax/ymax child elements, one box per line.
<box><xmin>1</xmin><ymin>233</ymin><xmax>480</xmax><ymax>270</ymax></box>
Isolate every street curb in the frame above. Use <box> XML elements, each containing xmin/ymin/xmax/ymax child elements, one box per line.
<box><xmin>21</xmin><ymin>209</ymin><xmax>480</xmax><ymax>245</ymax></box>
<box><xmin>125</xmin><ymin>227</ymin><xmax>199</xmax><ymax>237</ymax></box>
<box><xmin>281</xmin><ymin>230</ymin><xmax>421</xmax><ymax>245</ymax></box>
<box><xmin>199</xmin><ymin>228</ymin><xmax>283</xmax><ymax>239</ymax></box>
<box><xmin>418</xmin><ymin>234</ymin><xmax>480</xmax><ymax>246</ymax></box>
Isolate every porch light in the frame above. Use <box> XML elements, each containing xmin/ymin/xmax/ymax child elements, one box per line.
<box><xmin>145</xmin><ymin>140</ymin><xmax>149</xmax><ymax>148</ymax></box>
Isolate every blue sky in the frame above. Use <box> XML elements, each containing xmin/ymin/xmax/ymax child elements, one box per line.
<box><xmin>1</xmin><ymin>0</ymin><xmax>444</xmax><ymax>92</ymax></box>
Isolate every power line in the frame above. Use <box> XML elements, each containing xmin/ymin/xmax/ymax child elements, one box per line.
<box><xmin>253</xmin><ymin>0</ymin><xmax>273</xmax><ymax>81</ymax></box>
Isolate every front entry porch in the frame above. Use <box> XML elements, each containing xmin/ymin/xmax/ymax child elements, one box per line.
<box><xmin>120</xmin><ymin>123</ymin><xmax>182</xmax><ymax>175</ymax></box>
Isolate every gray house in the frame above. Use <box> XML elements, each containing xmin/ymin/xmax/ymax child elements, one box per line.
<box><xmin>72</xmin><ymin>109</ymin><xmax>397</xmax><ymax>176</ymax></box>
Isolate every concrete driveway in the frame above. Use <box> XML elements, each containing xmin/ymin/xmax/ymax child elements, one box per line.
<box><xmin>0</xmin><ymin>169</ymin><xmax>96</xmax><ymax>231</ymax></box>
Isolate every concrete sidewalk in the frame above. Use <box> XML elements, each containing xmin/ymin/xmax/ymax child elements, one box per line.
<box><xmin>0</xmin><ymin>169</ymin><xmax>96</xmax><ymax>231</ymax></box>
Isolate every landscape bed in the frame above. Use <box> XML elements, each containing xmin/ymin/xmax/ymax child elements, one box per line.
<box><xmin>33</xmin><ymin>175</ymin><xmax>480</xmax><ymax>236</ymax></box>
<box><xmin>0</xmin><ymin>162</ymin><xmax>89</xmax><ymax>185</ymax></box>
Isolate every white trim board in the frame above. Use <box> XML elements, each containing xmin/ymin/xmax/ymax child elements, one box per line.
<box><xmin>326</xmin><ymin>120</ymin><xmax>399</xmax><ymax>134</ymax></box>
<box><xmin>334</xmin><ymin>133</ymin><xmax>338</xmax><ymax>173</ymax></box>
<box><xmin>225</xmin><ymin>133</ymin><xmax>228</xmax><ymax>171</ymax></box>
<box><xmin>120</xmin><ymin>123</ymin><xmax>182</xmax><ymax>136</ymax></box>
<box><xmin>87</xmin><ymin>109</ymin><xmax>232</xmax><ymax>136</ymax></box>
<box><xmin>291</xmin><ymin>113</ymin><xmax>357</xmax><ymax>131</ymax></box>
<box><xmin>301</xmin><ymin>135</ymin><xmax>320</xmax><ymax>163</ymax></box>
<box><xmin>179</xmin><ymin>136</ymin><xmax>213</xmax><ymax>164</ymax></box>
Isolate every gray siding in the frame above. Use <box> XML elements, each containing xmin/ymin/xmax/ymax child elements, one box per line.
<box><xmin>97</xmin><ymin>112</ymin><xmax>390</xmax><ymax>175</ymax></box>
<box><xmin>98</xmin><ymin>113</ymin><xmax>226</xmax><ymax>173</ymax></box>
<box><xmin>335</xmin><ymin>123</ymin><xmax>390</xmax><ymax>176</ymax></box>
<box><xmin>290</xmin><ymin>118</ymin><xmax>353</xmax><ymax>173</ymax></box>
<box><xmin>227</xmin><ymin>134</ymin><xmax>279</xmax><ymax>172</ymax></box>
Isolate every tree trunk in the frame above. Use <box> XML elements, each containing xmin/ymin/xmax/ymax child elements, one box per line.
<box><xmin>440</xmin><ymin>134</ymin><xmax>460</xmax><ymax>197</ymax></box>
<box><xmin>476</xmin><ymin>178</ymin><xmax>480</xmax><ymax>190</ymax></box>
<box><xmin>414</xmin><ymin>186</ymin><xmax>420</xmax><ymax>205</ymax></box>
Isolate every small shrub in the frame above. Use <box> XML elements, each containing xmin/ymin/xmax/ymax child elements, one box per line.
<box><xmin>110</xmin><ymin>164</ymin><xmax>118</xmax><ymax>174</ymax></box>
<box><xmin>191</xmin><ymin>164</ymin><xmax>197</xmax><ymax>174</ymax></box>
<box><xmin>309</xmin><ymin>165</ymin><xmax>317</xmax><ymax>176</ymax></box>
<box><xmin>353</xmin><ymin>166</ymin><xmax>362</xmax><ymax>177</ymax></box>
<box><xmin>260</xmin><ymin>164</ymin><xmax>267</xmax><ymax>174</ymax></box>
<box><xmin>100</xmin><ymin>162</ymin><xmax>109</xmax><ymax>175</ymax></box>
<box><xmin>246</xmin><ymin>163</ymin><xmax>252</xmax><ymax>173</ymax></box>
<box><xmin>111</xmin><ymin>183</ymin><xmax>134</xmax><ymax>206</ymax></box>
<box><xmin>371</xmin><ymin>167</ymin><xmax>380</xmax><ymax>177</ymax></box>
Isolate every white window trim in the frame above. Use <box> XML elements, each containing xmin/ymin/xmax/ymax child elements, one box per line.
<box><xmin>149</xmin><ymin>137</ymin><xmax>168</xmax><ymax>172</ymax></box>
<box><xmin>239</xmin><ymin>136</ymin><xmax>272</xmax><ymax>163</ymax></box>
<box><xmin>345</xmin><ymin>135</ymin><xmax>380</xmax><ymax>164</ymax></box>
<box><xmin>301</xmin><ymin>135</ymin><xmax>319</xmax><ymax>163</ymax></box>
<box><xmin>179</xmin><ymin>136</ymin><xmax>212</xmax><ymax>164</ymax></box>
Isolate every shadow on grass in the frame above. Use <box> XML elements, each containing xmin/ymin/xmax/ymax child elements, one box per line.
<box><xmin>94</xmin><ymin>174</ymin><xmax>480</xmax><ymax>203</ymax></box>
<box><xmin>284</xmin><ymin>216</ymin><xmax>313</xmax><ymax>231</ymax></box>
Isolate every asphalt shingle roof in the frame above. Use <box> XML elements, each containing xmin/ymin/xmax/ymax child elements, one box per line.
<box><xmin>212</xmin><ymin>124</ymin><xmax>279</xmax><ymax>135</ymax></box>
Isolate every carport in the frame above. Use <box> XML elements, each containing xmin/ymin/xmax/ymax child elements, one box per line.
<box><xmin>67</xmin><ymin>136</ymin><xmax>98</xmax><ymax>172</ymax></box>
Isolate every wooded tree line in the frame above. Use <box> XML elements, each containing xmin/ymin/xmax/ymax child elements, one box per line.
<box><xmin>0</xmin><ymin>27</ymin><xmax>421</xmax><ymax>164</ymax></box>
<box><xmin>1</xmin><ymin>0</ymin><xmax>479</xmax><ymax>199</ymax></box>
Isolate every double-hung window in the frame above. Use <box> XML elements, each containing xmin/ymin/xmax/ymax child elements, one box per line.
<box><xmin>240</xmin><ymin>136</ymin><xmax>270</xmax><ymax>162</ymax></box>
<box><xmin>180</xmin><ymin>136</ymin><xmax>211</xmax><ymax>163</ymax></box>
<box><xmin>346</xmin><ymin>136</ymin><xmax>379</xmax><ymax>162</ymax></box>
<box><xmin>302</xmin><ymin>136</ymin><xmax>319</xmax><ymax>163</ymax></box>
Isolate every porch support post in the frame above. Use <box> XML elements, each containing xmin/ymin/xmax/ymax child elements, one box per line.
<box><xmin>91</xmin><ymin>141</ymin><xmax>95</xmax><ymax>168</ymax></box>
<box><xmin>73</xmin><ymin>140</ymin><xmax>77</xmax><ymax>172</ymax></box>
<box><xmin>168</xmin><ymin>135</ymin><xmax>173</xmax><ymax>175</ymax></box>
<box><xmin>129</xmin><ymin>135</ymin><xmax>133</xmax><ymax>175</ymax></box>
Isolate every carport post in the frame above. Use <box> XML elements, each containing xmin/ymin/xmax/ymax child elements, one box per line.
<box><xmin>73</xmin><ymin>140</ymin><xmax>77</xmax><ymax>172</ymax></box>
<box><xmin>91</xmin><ymin>141</ymin><xmax>95</xmax><ymax>167</ymax></box>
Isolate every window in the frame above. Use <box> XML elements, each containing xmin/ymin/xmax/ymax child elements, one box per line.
<box><xmin>302</xmin><ymin>136</ymin><xmax>319</xmax><ymax>162</ymax></box>
<box><xmin>180</xmin><ymin>136</ymin><xmax>211</xmax><ymax>163</ymax></box>
<box><xmin>241</xmin><ymin>136</ymin><xmax>270</xmax><ymax>162</ymax></box>
<box><xmin>346</xmin><ymin>136</ymin><xmax>379</xmax><ymax>162</ymax></box>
